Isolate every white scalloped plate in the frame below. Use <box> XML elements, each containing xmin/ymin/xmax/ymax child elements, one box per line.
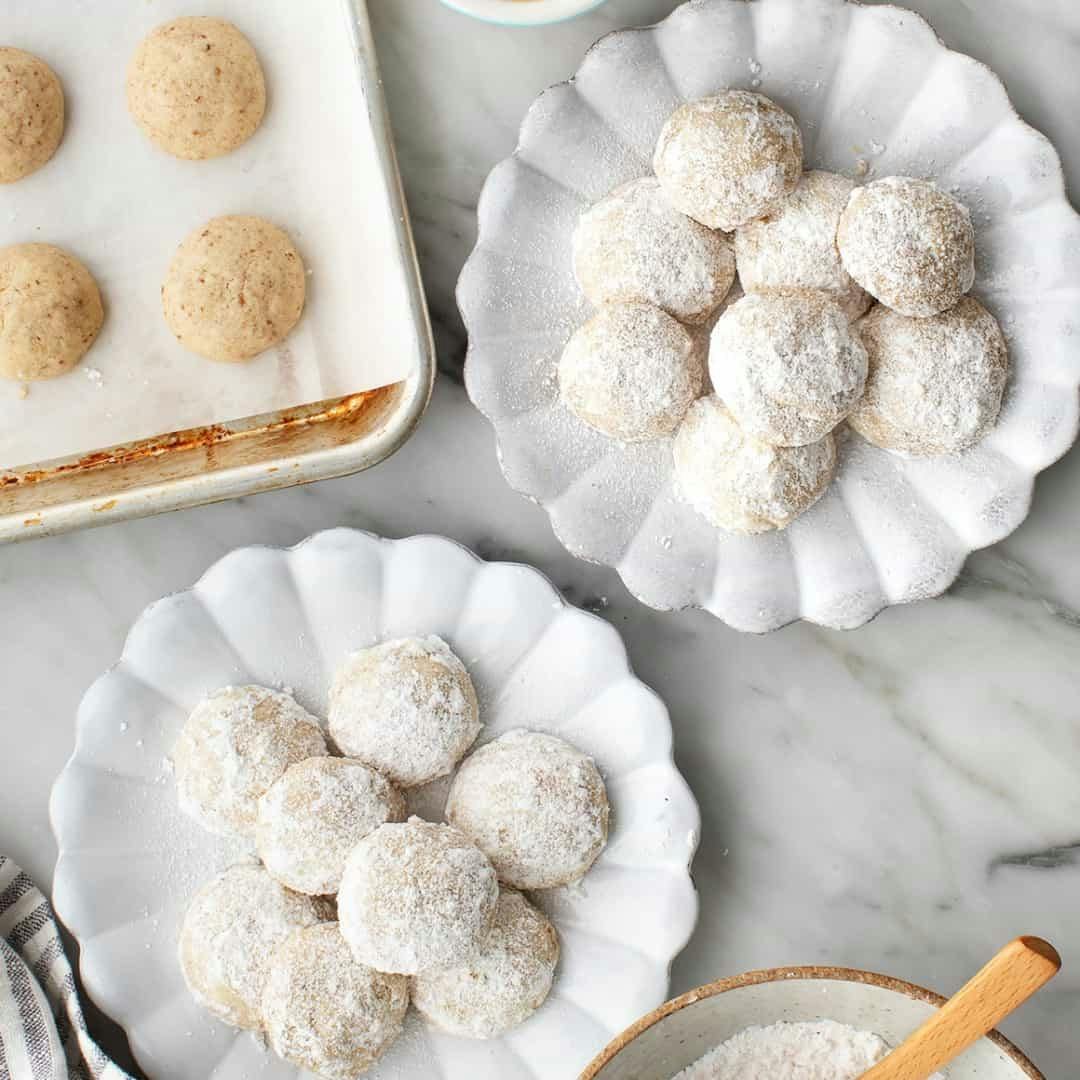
<box><xmin>460</xmin><ymin>0</ymin><xmax>1080</xmax><ymax>632</ymax></box>
<box><xmin>49</xmin><ymin>529</ymin><xmax>699</xmax><ymax>1080</ymax></box>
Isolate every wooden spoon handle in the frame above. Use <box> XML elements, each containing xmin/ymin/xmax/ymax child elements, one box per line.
<box><xmin>861</xmin><ymin>937</ymin><xmax>1060</xmax><ymax>1080</ymax></box>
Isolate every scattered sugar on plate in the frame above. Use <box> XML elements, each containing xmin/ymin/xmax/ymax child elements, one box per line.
<box><xmin>670</xmin><ymin>1020</ymin><xmax>946</xmax><ymax>1079</ymax></box>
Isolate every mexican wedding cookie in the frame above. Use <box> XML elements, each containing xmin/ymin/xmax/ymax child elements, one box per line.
<box><xmin>172</xmin><ymin>685</ymin><xmax>327</xmax><ymax>839</ymax></box>
<box><xmin>0</xmin><ymin>48</ymin><xmax>64</xmax><ymax>183</ymax></box>
<box><xmin>709</xmin><ymin>291</ymin><xmax>868</xmax><ymax>446</ymax></box>
<box><xmin>446</xmin><ymin>730</ymin><xmax>610</xmax><ymax>890</ymax></box>
<box><xmin>674</xmin><ymin>395</ymin><xmax>836</xmax><ymax>533</ymax></box>
<box><xmin>0</xmin><ymin>245</ymin><xmax>103</xmax><ymax>381</ymax></box>
<box><xmin>849</xmin><ymin>298</ymin><xmax>1009</xmax><ymax>455</ymax></box>
<box><xmin>573</xmin><ymin>177</ymin><xmax>736</xmax><ymax>324</ymax></box>
<box><xmin>178</xmin><ymin>864</ymin><xmax>324</xmax><ymax>1031</ymax></box>
<box><xmin>558</xmin><ymin>302</ymin><xmax>704</xmax><ymax>442</ymax></box>
<box><xmin>263</xmin><ymin>924</ymin><xmax>408</xmax><ymax>1078</ymax></box>
<box><xmin>653</xmin><ymin>91</ymin><xmax>803</xmax><ymax>231</ymax></box>
<box><xmin>412</xmin><ymin>888</ymin><xmax>559</xmax><ymax>1039</ymax></box>
<box><xmin>735</xmin><ymin>170</ymin><xmax>871</xmax><ymax>320</ymax></box>
<box><xmin>338</xmin><ymin>819</ymin><xmax>499</xmax><ymax>975</ymax></box>
<box><xmin>838</xmin><ymin>176</ymin><xmax>975</xmax><ymax>317</ymax></box>
<box><xmin>162</xmin><ymin>216</ymin><xmax>307</xmax><ymax>363</ymax></box>
<box><xmin>127</xmin><ymin>18</ymin><xmax>266</xmax><ymax>160</ymax></box>
<box><xmin>256</xmin><ymin>757</ymin><xmax>406</xmax><ymax>896</ymax></box>
<box><xmin>328</xmin><ymin>636</ymin><xmax>481</xmax><ymax>788</ymax></box>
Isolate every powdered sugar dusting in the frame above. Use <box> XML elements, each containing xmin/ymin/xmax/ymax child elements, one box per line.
<box><xmin>559</xmin><ymin>301</ymin><xmax>704</xmax><ymax>442</ymax></box>
<box><xmin>672</xmin><ymin>1020</ymin><xmax>945</xmax><ymax>1079</ymax></box>
<box><xmin>328</xmin><ymin>635</ymin><xmax>481</xmax><ymax>789</ymax></box>
<box><xmin>446</xmin><ymin>730</ymin><xmax>610</xmax><ymax>890</ymax></box>
<box><xmin>573</xmin><ymin>176</ymin><xmax>735</xmax><ymax>324</ymax></box>
<box><xmin>338</xmin><ymin>818</ymin><xmax>499</xmax><ymax>976</ymax></box>
<box><xmin>411</xmin><ymin>888</ymin><xmax>559</xmax><ymax>1040</ymax></box>
<box><xmin>709</xmin><ymin>291</ymin><xmax>868</xmax><ymax>447</ymax></box>
<box><xmin>674</xmin><ymin>395</ymin><xmax>836</xmax><ymax>534</ymax></box>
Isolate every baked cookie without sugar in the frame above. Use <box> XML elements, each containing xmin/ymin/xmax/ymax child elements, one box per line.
<box><xmin>0</xmin><ymin>47</ymin><xmax>65</xmax><ymax>183</ymax></box>
<box><xmin>162</xmin><ymin>216</ymin><xmax>307</xmax><ymax>363</ymax></box>
<box><xmin>0</xmin><ymin>244</ymin><xmax>103</xmax><ymax>381</ymax></box>
<box><xmin>127</xmin><ymin>17</ymin><xmax>266</xmax><ymax>160</ymax></box>
<box><xmin>263</xmin><ymin>924</ymin><xmax>408</xmax><ymax>1079</ymax></box>
<box><xmin>178</xmin><ymin>863</ymin><xmax>325</xmax><ymax>1031</ymax></box>
<box><xmin>674</xmin><ymin>395</ymin><xmax>837</xmax><ymax>533</ymax></box>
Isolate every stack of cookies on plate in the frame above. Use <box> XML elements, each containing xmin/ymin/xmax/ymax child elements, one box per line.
<box><xmin>171</xmin><ymin>636</ymin><xmax>610</xmax><ymax>1077</ymax></box>
<box><xmin>561</xmin><ymin>89</ymin><xmax>1009</xmax><ymax>535</ymax></box>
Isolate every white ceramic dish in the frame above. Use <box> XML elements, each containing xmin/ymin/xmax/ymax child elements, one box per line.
<box><xmin>460</xmin><ymin>0</ymin><xmax>1080</xmax><ymax>632</ymax></box>
<box><xmin>49</xmin><ymin>528</ymin><xmax>699</xmax><ymax>1080</ymax></box>
<box><xmin>580</xmin><ymin>966</ymin><xmax>1043</xmax><ymax>1079</ymax></box>
<box><xmin>439</xmin><ymin>0</ymin><xmax>609</xmax><ymax>27</ymax></box>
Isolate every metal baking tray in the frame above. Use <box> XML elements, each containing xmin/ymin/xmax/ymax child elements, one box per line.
<box><xmin>0</xmin><ymin>0</ymin><xmax>434</xmax><ymax>543</ymax></box>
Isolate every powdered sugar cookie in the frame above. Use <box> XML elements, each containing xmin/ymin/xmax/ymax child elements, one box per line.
<box><xmin>735</xmin><ymin>170</ymin><xmax>870</xmax><ymax>320</ymax></box>
<box><xmin>127</xmin><ymin>18</ymin><xmax>265</xmax><ymax>160</ymax></box>
<box><xmin>838</xmin><ymin>176</ymin><xmax>975</xmax><ymax>318</ymax></box>
<box><xmin>338</xmin><ymin>818</ymin><xmax>499</xmax><ymax>976</ymax></box>
<box><xmin>328</xmin><ymin>635</ymin><xmax>480</xmax><ymax>789</ymax></box>
<box><xmin>709</xmin><ymin>291</ymin><xmax>867</xmax><ymax>447</ymax></box>
<box><xmin>559</xmin><ymin>302</ymin><xmax>704</xmax><ymax>442</ymax></box>
<box><xmin>674</xmin><ymin>395</ymin><xmax>836</xmax><ymax>534</ymax></box>
<box><xmin>178</xmin><ymin>864</ymin><xmax>325</xmax><ymax>1031</ymax></box>
<box><xmin>0</xmin><ymin>244</ymin><xmax>103</xmax><ymax>381</ymax></box>
<box><xmin>0</xmin><ymin>48</ymin><xmax>64</xmax><ymax>183</ymax></box>
<box><xmin>162</xmin><ymin>216</ymin><xmax>306</xmax><ymax>363</ymax></box>
<box><xmin>263</xmin><ymin>924</ymin><xmax>408</xmax><ymax>1078</ymax></box>
<box><xmin>653</xmin><ymin>91</ymin><xmax>803</xmax><ymax>231</ymax></box>
<box><xmin>849</xmin><ymin>298</ymin><xmax>1008</xmax><ymax>455</ymax></box>
<box><xmin>412</xmin><ymin>889</ymin><xmax>559</xmax><ymax>1039</ymax></box>
<box><xmin>446</xmin><ymin>730</ymin><xmax>609</xmax><ymax>890</ymax></box>
<box><xmin>573</xmin><ymin>177</ymin><xmax>736</xmax><ymax>324</ymax></box>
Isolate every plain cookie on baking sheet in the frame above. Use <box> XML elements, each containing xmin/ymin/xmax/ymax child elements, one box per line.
<box><xmin>0</xmin><ymin>47</ymin><xmax>65</xmax><ymax>183</ymax></box>
<box><xmin>162</xmin><ymin>215</ymin><xmax>307</xmax><ymax>363</ymax></box>
<box><xmin>127</xmin><ymin>17</ymin><xmax>266</xmax><ymax>160</ymax></box>
<box><xmin>0</xmin><ymin>244</ymin><xmax>103</xmax><ymax>382</ymax></box>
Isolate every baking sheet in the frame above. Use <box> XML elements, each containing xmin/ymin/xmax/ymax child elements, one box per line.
<box><xmin>1</xmin><ymin>0</ymin><xmax>417</xmax><ymax>470</ymax></box>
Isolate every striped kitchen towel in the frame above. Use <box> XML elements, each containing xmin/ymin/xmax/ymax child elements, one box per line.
<box><xmin>0</xmin><ymin>857</ymin><xmax>131</xmax><ymax>1080</ymax></box>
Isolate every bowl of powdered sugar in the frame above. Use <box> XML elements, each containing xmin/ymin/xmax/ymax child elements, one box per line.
<box><xmin>581</xmin><ymin>965</ymin><xmax>1043</xmax><ymax>1079</ymax></box>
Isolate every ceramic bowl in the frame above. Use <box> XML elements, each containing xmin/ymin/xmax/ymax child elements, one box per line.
<box><xmin>459</xmin><ymin>0</ymin><xmax>1080</xmax><ymax>632</ymax></box>
<box><xmin>50</xmin><ymin>528</ymin><xmax>699</xmax><ymax>1080</ymax></box>
<box><xmin>580</xmin><ymin>966</ymin><xmax>1043</xmax><ymax>1079</ymax></box>
<box><xmin>439</xmin><ymin>0</ymin><xmax>609</xmax><ymax>27</ymax></box>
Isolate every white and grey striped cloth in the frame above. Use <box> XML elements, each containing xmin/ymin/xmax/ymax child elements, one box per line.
<box><xmin>0</xmin><ymin>857</ymin><xmax>131</xmax><ymax>1080</ymax></box>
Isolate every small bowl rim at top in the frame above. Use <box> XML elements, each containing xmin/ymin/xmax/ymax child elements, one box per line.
<box><xmin>437</xmin><ymin>0</ymin><xmax>610</xmax><ymax>27</ymax></box>
<box><xmin>579</xmin><ymin>964</ymin><xmax>1043</xmax><ymax>1079</ymax></box>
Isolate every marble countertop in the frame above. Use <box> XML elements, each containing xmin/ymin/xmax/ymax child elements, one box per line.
<box><xmin>2</xmin><ymin>0</ymin><xmax>1079</xmax><ymax>1074</ymax></box>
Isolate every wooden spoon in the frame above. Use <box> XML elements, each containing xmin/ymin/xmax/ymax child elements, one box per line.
<box><xmin>861</xmin><ymin>937</ymin><xmax>1060</xmax><ymax>1079</ymax></box>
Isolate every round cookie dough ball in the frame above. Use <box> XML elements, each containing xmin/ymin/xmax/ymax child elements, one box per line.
<box><xmin>162</xmin><ymin>215</ymin><xmax>306</xmax><ymax>363</ymax></box>
<box><xmin>328</xmin><ymin>635</ymin><xmax>480</xmax><ymax>789</ymax></box>
<box><xmin>446</xmin><ymin>730</ymin><xmax>609</xmax><ymax>890</ymax></box>
<box><xmin>0</xmin><ymin>244</ymin><xmax>103</xmax><ymax>381</ymax></box>
<box><xmin>172</xmin><ymin>685</ymin><xmax>327</xmax><ymax>840</ymax></box>
<box><xmin>838</xmin><ymin>176</ymin><xmax>975</xmax><ymax>318</ymax></box>
<box><xmin>127</xmin><ymin>17</ymin><xmax>266</xmax><ymax>160</ymax></box>
<box><xmin>412</xmin><ymin>889</ymin><xmax>559</xmax><ymax>1040</ymax></box>
<box><xmin>849</xmin><ymin>297</ymin><xmax>1008</xmax><ymax>455</ymax></box>
<box><xmin>573</xmin><ymin>177</ymin><xmax>736</xmax><ymax>324</ymax></box>
<box><xmin>178</xmin><ymin>864</ymin><xmax>325</xmax><ymax>1031</ymax></box>
<box><xmin>263</xmin><ymin>924</ymin><xmax>408</xmax><ymax>1078</ymax></box>
<box><xmin>338</xmin><ymin>818</ymin><xmax>499</xmax><ymax>976</ymax></box>
<box><xmin>709</xmin><ymin>290</ymin><xmax>868</xmax><ymax>447</ymax></box>
<box><xmin>0</xmin><ymin>48</ymin><xmax>64</xmax><ymax>183</ymax></box>
<box><xmin>674</xmin><ymin>395</ymin><xmax>837</xmax><ymax>533</ymax></box>
<box><xmin>735</xmin><ymin>170</ymin><xmax>870</xmax><ymax>320</ymax></box>
<box><xmin>558</xmin><ymin>302</ymin><xmax>704</xmax><ymax>442</ymax></box>
<box><xmin>256</xmin><ymin>757</ymin><xmax>406</xmax><ymax>896</ymax></box>
<box><xmin>653</xmin><ymin>91</ymin><xmax>803</xmax><ymax>231</ymax></box>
